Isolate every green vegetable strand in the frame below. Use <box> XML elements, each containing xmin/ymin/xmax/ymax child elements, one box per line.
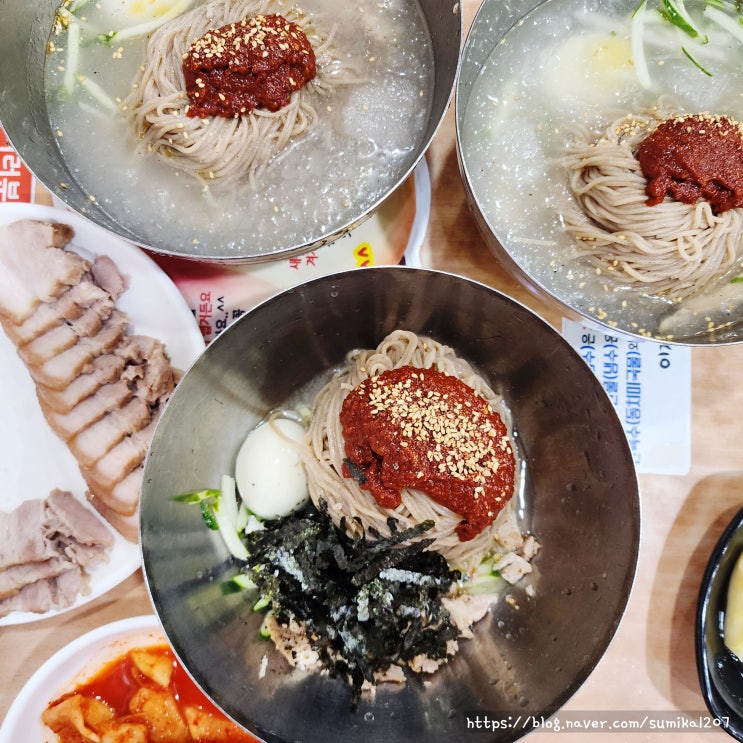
<box><xmin>660</xmin><ymin>0</ymin><xmax>708</xmax><ymax>39</ymax></box>
<box><xmin>681</xmin><ymin>45</ymin><xmax>713</xmax><ymax>74</ymax></box>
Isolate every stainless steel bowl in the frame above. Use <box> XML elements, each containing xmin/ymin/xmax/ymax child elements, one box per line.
<box><xmin>456</xmin><ymin>0</ymin><xmax>743</xmax><ymax>345</ymax></box>
<box><xmin>141</xmin><ymin>266</ymin><xmax>640</xmax><ymax>743</ymax></box>
<box><xmin>0</xmin><ymin>0</ymin><xmax>459</xmax><ymax>263</ymax></box>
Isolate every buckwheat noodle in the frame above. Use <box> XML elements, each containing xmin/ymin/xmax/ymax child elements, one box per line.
<box><xmin>561</xmin><ymin>108</ymin><xmax>743</xmax><ymax>299</ymax></box>
<box><xmin>300</xmin><ymin>330</ymin><xmax>526</xmax><ymax>574</ymax></box>
<box><xmin>123</xmin><ymin>0</ymin><xmax>351</xmax><ymax>188</ymax></box>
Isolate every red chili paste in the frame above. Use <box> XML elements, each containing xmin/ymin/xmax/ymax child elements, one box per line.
<box><xmin>339</xmin><ymin>366</ymin><xmax>516</xmax><ymax>542</ymax></box>
<box><xmin>636</xmin><ymin>113</ymin><xmax>743</xmax><ymax>214</ymax></box>
<box><xmin>182</xmin><ymin>13</ymin><xmax>316</xmax><ymax>118</ymax></box>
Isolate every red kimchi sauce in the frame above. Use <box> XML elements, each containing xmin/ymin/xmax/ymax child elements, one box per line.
<box><xmin>42</xmin><ymin>644</ymin><xmax>257</xmax><ymax>743</ymax></box>
<box><xmin>636</xmin><ymin>113</ymin><xmax>743</xmax><ymax>214</ymax></box>
<box><xmin>340</xmin><ymin>366</ymin><xmax>516</xmax><ymax>542</ymax></box>
<box><xmin>183</xmin><ymin>13</ymin><xmax>316</xmax><ymax>118</ymax></box>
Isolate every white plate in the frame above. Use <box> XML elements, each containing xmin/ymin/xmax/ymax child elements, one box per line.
<box><xmin>0</xmin><ymin>615</ymin><xmax>164</xmax><ymax>743</ymax></box>
<box><xmin>0</xmin><ymin>203</ymin><xmax>205</xmax><ymax>626</ymax></box>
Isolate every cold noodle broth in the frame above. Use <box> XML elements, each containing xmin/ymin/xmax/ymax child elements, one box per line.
<box><xmin>45</xmin><ymin>0</ymin><xmax>434</xmax><ymax>258</ymax></box>
<box><xmin>461</xmin><ymin>0</ymin><xmax>743</xmax><ymax>339</ymax></box>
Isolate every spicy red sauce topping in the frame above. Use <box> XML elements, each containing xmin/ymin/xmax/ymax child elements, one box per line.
<box><xmin>339</xmin><ymin>366</ymin><xmax>516</xmax><ymax>542</ymax></box>
<box><xmin>636</xmin><ymin>113</ymin><xmax>743</xmax><ymax>214</ymax></box>
<box><xmin>182</xmin><ymin>13</ymin><xmax>316</xmax><ymax>118</ymax></box>
<box><xmin>42</xmin><ymin>644</ymin><xmax>257</xmax><ymax>742</ymax></box>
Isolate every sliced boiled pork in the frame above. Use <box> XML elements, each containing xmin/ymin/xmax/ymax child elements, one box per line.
<box><xmin>0</xmin><ymin>218</ymin><xmax>180</xmax><ymax>543</ymax></box>
<box><xmin>0</xmin><ymin>490</ymin><xmax>114</xmax><ymax>617</ymax></box>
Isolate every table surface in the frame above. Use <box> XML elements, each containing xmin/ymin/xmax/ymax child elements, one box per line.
<box><xmin>3</xmin><ymin>1</ymin><xmax>743</xmax><ymax>740</ymax></box>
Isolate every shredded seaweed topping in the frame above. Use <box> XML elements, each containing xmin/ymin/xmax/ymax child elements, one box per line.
<box><xmin>241</xmin><ymin>506</ymin><xmax>461</xmax><ymax>702</ymax></box>
<box><xmin>342</xmin><ymin>458</ymin><xmax>368</xmax><ymax>486</ymax></box>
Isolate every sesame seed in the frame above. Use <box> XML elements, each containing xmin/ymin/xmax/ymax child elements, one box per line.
<box><xmin>349</xmin><ymin>367</ymin><xmax>509</xmax><ymax>485</ymax></box>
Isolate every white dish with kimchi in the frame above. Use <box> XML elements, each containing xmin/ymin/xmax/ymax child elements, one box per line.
<box><xmin>0</xmin><ymin>615</ymin><xmax>163</xmax><ymax>743</ymax></box>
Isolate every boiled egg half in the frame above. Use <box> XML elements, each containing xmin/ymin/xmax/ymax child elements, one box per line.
<box><xmin>234</xmin><ymin>417</ymin><xmax>309</xmax><ymax>520</ymax></box>
<box><xmin>542</xmin><ymin>33</ymin><xmax>636</xmax><ymax>108</ymax></box>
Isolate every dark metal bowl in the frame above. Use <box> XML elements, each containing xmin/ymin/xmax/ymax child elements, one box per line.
<box><xmin>0</xmin><ymin>0</ymin><xmax>460</xmax><ymax>263</ymax></box>
<box><xmin>697</xmin><ymin>507</ymin><xmax>743</xmax><ymax>741</ymax></box>
<box><xmin>140</xmin><ymin>266</ymin><xmax>640</xmax><ymax>743</ymax></box>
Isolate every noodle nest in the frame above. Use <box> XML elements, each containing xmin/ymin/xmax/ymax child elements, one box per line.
<box><xmin>123</xmin><ymin>0</ymin><xmax>350</xmax><ymax>188</ymax></box>
<box><xmin>560</xmin><ymin>107</ymin><xmax>743</xmax><ymax>300</ymax></box>
<box><xmin>301</xmin><ymin>329</ymin><xmax>527</xmax><ymax>574</ymax></box>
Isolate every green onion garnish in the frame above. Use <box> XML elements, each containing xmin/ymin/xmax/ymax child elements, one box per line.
<box><xmin>172</xmin><ymin>488</ymin><xmax>221</xmax><ymax>504</ymax></box>
<box><xmin>681</xmin><ymin>45</ymin><xmax>713</xmax><ymax>74</ymax></box>
<box><xmin>660</xmin><ymin>0</ymin><xmax>709</xmax><ymax>40</ymax></box>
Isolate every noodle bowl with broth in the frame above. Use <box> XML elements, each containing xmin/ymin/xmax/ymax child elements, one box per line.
<box><xmin>123</xmin><ymin>0</ymin><xmax>355</xmax><ymax>189</ymax></box>
<box><xmin>459</xmin><ymin>0</ymin><xmax>743</xmax><ymax>341</ymax></box>
<box><xmin>200</xmin><ymin>328</ymin><xmax>537</xmax><ymax>694</ymax></box>
<box><xmin>43</xmin><ymin>0</ymin><xmax>435</xmax><ymax>258</ymax></box>
<box><xmin>561</xmin><ymin>106</ymin><xmax>743</xmax><ymax>301</ymax></box>
<box><xmin>167</xmin><ymin>326</ymin><xmax>539</xmax><ymax>698</ymax></box>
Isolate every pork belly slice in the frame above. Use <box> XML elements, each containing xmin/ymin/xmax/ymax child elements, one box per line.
<box><xmin>0</xmin><ymin>499</ymin><xmax>57</xmax><ymax>570</ymax></box>
<box><xmin>67</xmin><ymin>297</ymin><xmax>117</xmax><ymax>337</ymax></box>
<box><xmin>28</xmin><ymin>310</ymin><xmax>130</xmax><ymax>391</ymax></box>
<box><xmin>36</xmin><ymin>353</ymin><xmax>127</xmax><ymax>414</ymax></box>
<box><xmin>91</xmin><ymin>254</ymin><xmax>128</xmax><ymax>299</ymax></box>
<box><xmin>0</xmin><ymin>219</ymin><xmax>85</xmax><ymax>324</ymax></box>
<box><xmin>0</xmin><ymin>566</ymin><xmax>83</xmax><ymax>617</ymax></box>
<box><xmin>17</xmin><ymin>297</ymin><xmax>116</xmax><ymax>366</ymax></box>
<box><xmin>119</xmin><ymin>335</ymin><xmax>178</xmax><ymax>406</ymax></box>
<box><xmin>81</xmin><ymin>416</ymin><xmax>159</xmax><ymax>514</ymax></box>
<box><xmin>85</xmin><ymin>464</ymin><xmax>144</xmax><ymax>521</ymax></box>
<box><xmin>40</xmin><ymin>380</ymin><xmax>133</xmax><ymax>441</ymax></box>
<box><xmin>0</xmin><ymin>556</ymin><xmax>74</xmax><ymax>601</ymax></box>
<box><xmin>36</xmin><ymin>336</ymin><xmax>176</xmax><ymax>424</ymax></box>
<box><xmin>1</xmin><ymin>280</ymin><xmax>110</xmax><ymax>347</ymax></box>
<box><xmin>83</xmin><ymin>419</ymin><xmax>157</xmax><ymax>496</ymax></box>
<box><xmin>62</xmin><ymin>541</ymin><xmax>111</xmax><ymax>569</ymax></box>
<box><xmin>69</xmin><ymin>396</ymin><xmax>151</xmax><ymax>469</ymax></box>
<box><xmin>46</xmin><ymin>489</ymin><xmax>115</xmax><ymax>551</ymax></box>
<box><xmin>0</xmin><ymin>492</ymin><xmax>114</xmax><ymax>616</ymax></box>
<box><xmin>87</xmin><ymin>487</ymin><xmax>140</xmax><ymax>543</ymax></box>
